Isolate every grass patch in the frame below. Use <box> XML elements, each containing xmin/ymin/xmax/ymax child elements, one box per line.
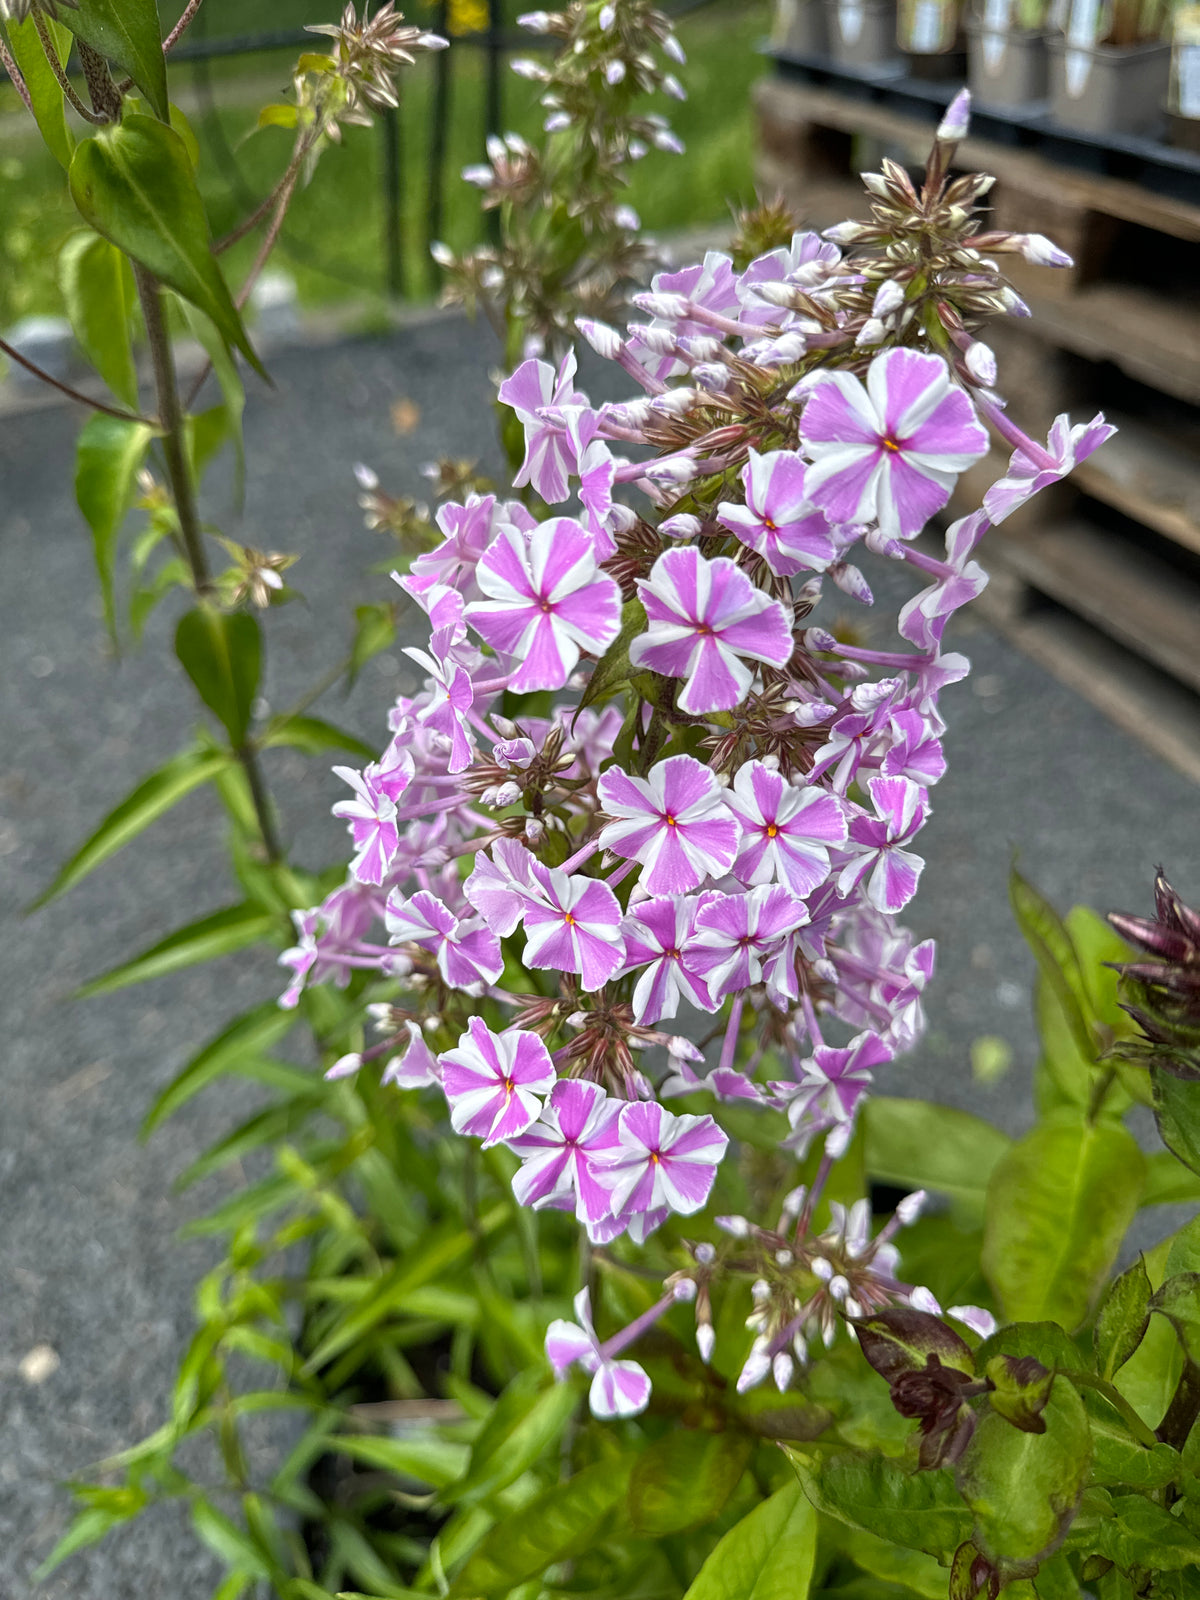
<box><xmin>0</xmin><ymin>0</ymin><xmax>770</xmax><ymax>329</ymax></box>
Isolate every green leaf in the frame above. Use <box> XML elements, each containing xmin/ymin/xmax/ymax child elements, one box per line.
<box><xmin>834</xmin><ymin>1527</ymin><xmax>949</xmax><ymax>1600</ymax></box>
<box><xmin>975</xmin><ymin>1321</ymin><xmax>1084</xmax><ymax>1374</ymax></box>
<box><xmin>955</xmin><ymin>1377</ymin><xmax>1091</xmax><ymax>1564</ymax></box>
<box><xmin>682</xmin><ymin>1481</ymin><xmax>817</xmax><ymax>1600</ymax></box>
<box><xmin>262</xmin><ymin>714</ymin><xmax>375</xmax><ymax>761</ymax></box>
<box><xmin>2</xmin><ymin>14</ymin><xmax>74</xmax><ymax>167</ymax></box>
<box><xmin>574</xmin><ymin>596</ymin><xmax>646</xmax><ymax>718</ymax></box>
<box><xmin>63</xmin><ymin>0</ymin><xmax>168</xmax><ymax>122</ymax></box>
<box><xmin>1094</xmin><ymin>1494</ymin><xmax>1200</xmax><ymax>1571</ymax></box>
<box><xmin>191</xmin><ymin>1500</ymin><xmax>270</xmax><ymax>1580</ymax></box>
<box><xmin>443</xmin><ymin>1376</ymin><xmax>579</xmax><ymax>1506</ymax></box>
<box><xmin>1010</xmin><ymin>866</ymin><xmax>1095</xmax><ymax>1065</ymax></box>
<box><xmin>1088</xmin><ymin>1420</ymin><xmax>1179</xmax><ymax>1489</ymax></box>
<box><xmin>141</xmin><ymin>1000</ymin><xmax>299</xmax><ymax>1135</ymax></box>
<box><xmin>179</xmin><ymin>298</ymin><xmax>246</xmax><ymax>489</ymax></box>
<box><xmin>1094</xmin><ymin>1256</ymin><xmax>1152</xmax><ymax>1380</ymax></box>
<box><xmin>985</xmin><ymin>1354</ymin><xmax>1054</xmax><ymax>1432</ymax></box>
<box><xmin>1143</xmin><ymin>1151</ymin><xmax>1200</xmax><ymax>1206</ymax></box>
<box><xmin>1033</xmin><ymin>1553</ymin><xmax>1082</xmax><ymax>1600</ymax></box>
<box><xmin>75</xmin><ymin>412</ymin><xmax>155</xmax><ymax>641</ymax></box>
<box><xmin>1150</xmin><ymin>1272</ymin><xmax>1200</xmax><ymax>1363</ymax></box>
<box><xmin>328</xmin><ymin>1433</ymin><xmax>470</xmax><ymax>1490</ymax></box>
<box><xmin>303</xmin><ymin>1208</ymin><xmax>508</xmax><ymax>1373</ymax></box>
<box><xmin>784</xmin><ymin>1449</ymin><xmax>971</xmax><ymax>1559</ymax></box>
<box><xmin>349</xmin><ymin>603</ymin><xmax>397</xmax><ymax>686</ymax></box>
<box><xmin>628</xmin><ymin>1430</ymin><xmax>755</xmax><ymax>1537</ymax></box>
<box><xmin>59</xmin><ymin>231</ymin><xmax>139</xmax><ymax>409</ymax></box>
<box><xmin>29</xmin><ymin>745</ymin><xmax>229</xmax><ymax>910</ymax></box>
<box><xmin>865</xmin><ymin>1097</ymin><xmax>1011</xmax><ymax>1212</ymax></box>
<box><xmin>70</xmin><ymin>115</ymin><xmax>263</xmax><ymax>375</ymax></box>
<box><xmin>175</xmin><ymin>607</ymin><xmax>261</xmax><ymax>747</ymax></box>
<box><xmin>448</xmin><ymin>1454</ymin><xmax>636</xmax><ymax>1597</ymax></box>
<box><xmin>1153</xmin><ymin>1065</ymin><xmax>1200</xmax><ymax>1178</ymax></box>
<box><xmin>74</xmin><ymin>901</ymin><xmax>276</xmax><ymax>997</ymax></box>
<box><xmin>982</xmin><ymin>1111</ymin><xmax>1145</xmax><ymax>1330</ymax></box>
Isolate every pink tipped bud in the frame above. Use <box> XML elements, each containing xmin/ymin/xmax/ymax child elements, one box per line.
<box><xmin>872</xmin><ymin>279</ymin><xmax>905</xmax><ymax>317</ymax></box>
<box><xmin>605</xmin><ymin>57</ymin><xmax>626</xmax><ymax>84</ymax></box>
<box><xmin>937</xmin><ymin>87</ymin><xmax>971</xmax><ymax>142</ymax></box>
<box><xmin>599</xmin><ymin>2</ymin><xmax>616</xmax><ymax>27</ymax></box>
<box><xmin>694</xmin><ymin>1242</ymin><xmax>717</xmax><ymax>1266</ymax></box>
<box><xmin>964</xmin><ymin>341</ymin><xmax>997</xmax><ymax>385</ymax></box>
<box><xmin>673</xmin><ymin>1278</ymin><xmax>697</xmax><ymax>1303</ymax></box>
<box><xmin>1016</xmin><ymin>232</ymin><xmax>1073</xmax><ymax>268</ymax></box>
<box><xmin>325</xmin><ymin>1052</ymin><xmax>363</xmax><ymax>1081</ymax></box>
<box><xmin>660</xmin><ymin>512</ymin><xmax>703</xmax><ymax>539</ymax></box>
<box><xmin>575</xmin><ymin>317</ymin><xmax>622</xmax><ymax>359</ymax></box>
<box><xmin>633</xmin><ymin>289</ymin><xmax>690</xmax><ymax>320</ymax></box>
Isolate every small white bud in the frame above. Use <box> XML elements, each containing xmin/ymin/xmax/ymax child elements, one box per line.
<box><xmin>599</xmin><ymin>1</ymin><xmax>616</xmax><ymax>26</ymax></box>
<box><xmin>325</xmin><ymin>1052</ymin><xmax>362</xmax><ymax>1080</ymax></box>
<box><xmin>909</xmin><ymin>1285</ymin><xmax>941</xmax><ymax>1314</ymax></box>
<box><xmin>1000</xmin><ymin>286</ymin><xmax>1031</xmax><ymax>318</ymax></box>
<box><xmin>575</xmin><ymin>317</ymin><xmax>623</xmax><ymax>359</ymax></box>
<box><xmin>486</xmin><ymin>133</ymin><xmax>506</xmax><ymax>162</ymax></box>
<box><xmin>751</xmin><ymin>1278</ymin><xmax>771</xmax><ymax>1302</ymax></box>
<box><xmin>632</xmin><ymin>289</ymin><xmax>690</xmax><ymax>320</ymax></box>
<box><xmin>651</xmin><ymin>128</ymin><xmax>685</xmax><ymax>154</ymax></box>
<box><xmin>696</xmin><ymin>1324</ymin><xmax>715</xmax><ymax>1363</ymax></box>
<box><xmin>613</xmin><ymin>204</ymin><xmax>640</xmax><ymax>231</ymax></box>
<box><xmin>353</xmin><ymin>461</ymin><xmax>379</xmax><ymax>490</ymax></box>
<box><xmin>855</xmin><ymin>317</ymin><xmax>886</xmax><ymax>348</ymax></box>
<box><xmin>509</xmin><ymin>56</ymin><xmax>549</xmax><ymax>80</ymax></box>
<box><xmin>628</xmin><ymin>137</ymin><xmax>647</xmax><ymax>160</ymax></box>
<box><xmin>663</xmin><ymin>74</ymin><xmax>686</xmax><ymax>100</ymax></box>
<box><xmin>516</xmin><ymin>9</ymin><xmax>552</xmax><ymax>29</ymax></box>
<box><xmin>811</xmin><ymin>1256</ymin><xmax>833</xmax><ymax>1282</ymax></box>
<box><xmin>461</xmin><ymin>163</ymin><xmax>494</xmax><ymax>189</ymax></box>
<box><xmin>828</xmin><ymin>1274</ymin><xmax>850</xmax><ymax>1303</ymax></box>
<box><xmin>1016</xmin><ymin>232</ymin><xmax>1073</xmax><ymax>269</ymax></box>
<box><xmin>543</xmin><ymin>111</ymin><xmax>571</xmax><ymax>132</ymax></box>
<box><xmin>490</xmin><ymin>715</ymin><xmax>518</xmax><ymax>738</ymax></box>
<box><xmin>843</xmin><ymin>1296</ymin><xmax>863</xmax><ymax>1320</ymax></box>
<box><xmin>523</xmin><ymin>817</ymin><xmax>544</xmax><ymax>843</ymax></box>
<box><xmin>694</xmin><ymin>1242</ymin><xmax>716</xmax><ymax>1266</ymax></box>
<box><xmin>873</xmin><ymin>279</ymin><xmax>905</xmax><ymax>317</ymax></box>
<box><xmin>773</xmin><ymin>1351</ymin><xmax>794</xmax><ymax>1392</ymax></box>
<box><xmin>716</xmin><ymin>1214</ymin><xmax>752</xmax><ymax>1239</ymax></box>
<box><xmin>824</xmin><ymin>1121</ymin><xmax>854</xmax><ymax>1159</ymax></box>
<box><xmin>492</xmin><ymin>780</ymin><xmax>522</xmax><ymax>808</ymax></box>
<box><xmin>659</xmin><ymin>512</ymin><xmax>702</xmax><ymax>539</ymax></box>
<box><xmin>964</xmin><ymin>340</ymin><xmax>997</xmax><ymax>386</ymax></box>
<box><xmin>604</xmin><ymin>58</ymin><xmax>626</xmax><ymax>84</ymax></box>
<box><xmin>663</xmin><ymin>32</ymin><xmax>686</xmax><ymax>63</ymax></box>
<box><xmin>896</xmin><ymin>1189</ymin><xmax>928</xmax><ymax>1225</ymax></box>
<box><xmin>673</xmin><ymin>1278</ymin><xmax>697</xmax><ymax>1303</ymax></box>
<box><xmin>822</xmin><ymin>220</ymin><xmax>869</xmax><ymax>246</ymax></box>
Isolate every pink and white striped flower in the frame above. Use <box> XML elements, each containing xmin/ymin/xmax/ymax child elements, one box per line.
<box><xmin>802</xmin><ymin>348</ymin><xmax>988</xmax><ymax>539</ymax></box>
<box><xmin>597</xmin><ymin>754</ymin><xmax>738</xmax><ymax>895</ymax></box>
<box><xmin>724</xmin><ymin>760</ymin><xmax>847</xmax><ymax>897</ymax></box>
<box><xmin>716</xmin><ymin>449</ymin><xmax>838</xmax><ymax>576</ymax></box>
<box><xmin>617</xmin><ymin>895</ymin><xmax>717</xmax><ymax>1023</ymax></box>
<box><xmin>630</xmin><ymin>548</ymin><xmax>794</xmax><ymax>714</ymax></box>
<box><xmin>498</xmin><ymin>349</ymin><xmax>587</xmax><ymax>503</ymax></box>
<box><xmin>439</xmin><ymin>1017</ymin><xmax>556</xmax><ymax>1146</ymax></box>
<box><xmin>898</xmin><ymin>510</ymin><xmax>990</xmax><ymax>652</ymax></box>
<box><xmin>506</xmin><ymin>1079</ymin><xmax>622</xmax><ymax>1222</ymax></box>
<box><xmin>466</xmin><ymin>517</ymin><xmax>621</xmax><ymax>693</ymax></box>
<box><xmin>384</xmin><ymin>889</ymin><xmax>503</xmax><ymax>994</ymax></box>
<box><xmin>594</xmin><ymin>1100</ymin><xmax>728</xmax><ymax>1218</ymax></box>
<box><xmin>837</xmin><ymin>776</ymin><xmax>927</xmax><ymax>914</ymax></box>
<box><xmin>464</xmin><ymin>836</ymin><xmax>549</xmax><ymax>936</ymax></box>
<box><xmin>983</xmin><ymin>412</ymin><xmax>1115</xmax><ymax>525</ymax></box>
<box><xmin>333</xmin><ymin>761</ymin><xmax>409</xmax><ymax>886</ymax></box>
<box><xmin>522</xmin><ymin>864</ymin><xmax>625</xmax><ymax>991</ymax></box>
<box><xmin>545</xmin><ymin>1288</ymin><xmax>651</xmax><ymax>1419</ymax></box>
<box><xmin>691</xmin><ymin>884</ymin><xmax>810</xmax><ymax>1001</ymax></box>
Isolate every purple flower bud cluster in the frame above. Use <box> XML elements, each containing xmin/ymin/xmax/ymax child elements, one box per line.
<box><xmin>282</xmin><ymin>93</ymin><xmax>1112</xmax><ymax>1418</ymax></box>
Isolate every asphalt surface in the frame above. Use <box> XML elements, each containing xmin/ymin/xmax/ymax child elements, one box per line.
<box><xmin>2</xmin><ymin>312</ymin><xmax>1197</xmax><ymax>1595</ymax></box>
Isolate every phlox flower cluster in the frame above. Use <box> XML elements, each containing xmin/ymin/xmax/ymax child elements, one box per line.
<box><xmin>282</xmin><ymin>88</ymin><xmax>1113</xmax><ymax>1418</ymax></box>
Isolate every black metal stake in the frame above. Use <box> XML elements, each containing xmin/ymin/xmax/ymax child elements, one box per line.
<box><xmin>381</xmin><ymin>103</ymin><xmax>405</xmax><ymax>299</ymax></box>
<box><xmin>426</xmin><ymin>1</ymin><xmax>452</xmax><ymax>292</ymax></box>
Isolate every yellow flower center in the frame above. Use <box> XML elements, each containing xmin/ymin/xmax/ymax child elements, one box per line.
<box><xmin>766</xmin><ymin>824</ymin><xmax>778</xmax><ymax>837</ymax></box>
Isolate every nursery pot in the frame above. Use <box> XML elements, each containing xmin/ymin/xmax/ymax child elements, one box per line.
<box><xmin>774</xmin><ymin>0</ymin><xmax>832</xmax><ymax>55</ymax></box>
<box><xmin>966</xmin><ymin>20</ymin><xmax>1050</xmax><ymax>105</ymax></box>
<box><xmin>826</xmin><ymin>0</ymin><xmax>902</xmax><ymax>68</ymax></box>
<box><xmin>1048</xmin><ymin>36</ymin><xmax>1171</xmax><ymax>136</ymax></box>
<box><xmin>897</xmin><ymin>0</ymin><xmax>965</xmax><ymax>73</ymax></box>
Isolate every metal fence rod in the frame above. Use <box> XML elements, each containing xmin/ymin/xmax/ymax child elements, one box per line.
<box><xmin>484</xmin><ymin>0</ymin><xmax>503</xmax><ymax>247</ymax></box>
<box><xmin>425</xmin><ymin>0</ymin><xmax>453</xmax><ymax>288</ymax></box>
<box><xmin>382</xmin><ymin>104</ymin><xmax>405</xmax><ymax>299</ymax></box>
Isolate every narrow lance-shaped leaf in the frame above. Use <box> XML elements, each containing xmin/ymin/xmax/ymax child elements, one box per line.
<box><xmin>62</xmin><ymin>0</ymin><xmax>169</xmax><ymax>122</ymax></box>
<box><xmin>2</xmin><ymin>14</ymin><xmax>74</xmax><ymax>168</ymax></box>
<box><xmin>59</xmin><ymin>231</ymin><xmax>139</xmax><ymax>409</ymax></box>
<box><xmin>74</xmin><ymin>902</ymin><xmax>280</xmax><ymax>999</ymax></box>
<box><xmin>982</xmin><ymin>1110</ymin><xmax>1145</xmax><ymax>1330</ymax></box>
<box><xmin>262</xmin><ymin>714</ymin><xmax>376</xmax><ymax>761</ymax></box>
<box><xmin>442</xmin><ymin>1376</ymin><xmax>579</xmax><ymax>1506</ymax></box>
<box><xmin>682</xmin><ymin>1481</ymin><xmax>818</xmax><ymax>1600</ymax></box>
<box><xmin>27</xmin><ymin>745</ymin><xmax>230</xmax><ymax>911</ymax></box>
<box><xmin>75</xmin><ymin>412</ymin><xmax>155</xmax><ymax>641</ymax></box>
<box><xmin>1093</xmin><ymin>1255</ymin><xmax>1152</xmax><ymax>1380</ymax></box>
<box><xmin>175</xmin><ymin>607</ymin><xmax>262</xmax><ymax>748</ymax></box>
<box><xmin>1009</xmin><ymin>866</ymin><xmax>1095</xmax><ymax>1066</ymax></box>
<box><xmin>141</xmin><ymin>1000</ymin><xmax>300</xmax><ymax>1135</ymax></box>
<box><xmin>70</xmin><ymin>116</ymin><xmax>265</xmax><ymax>377</ymax></box>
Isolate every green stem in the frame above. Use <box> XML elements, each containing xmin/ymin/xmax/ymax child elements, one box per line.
<box><xmin>1065</xmin><ymin>1369</ymin><xmax>1160</xmax><ymax>1450</ymax></box>
<box><xmin>1088</xmin><ymin>1064</ymin><xmax>1118</xmax><ymax>1123</ymax></box>
<box><xmin>0</xmin><ymin>335</ymin><xmax>156</xmax><ymax>425</ymax></box>
<box><xmin>235</xmin><ymin>742</ymin><xmax>283</xmax><ymax>866</ymax></box>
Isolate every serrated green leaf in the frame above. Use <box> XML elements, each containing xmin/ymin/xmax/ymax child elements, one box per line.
<box><xmin>262</xmin><ymin>714</ymin><xmax>375</xmax><ymax>761</ymax></box>
<box><xmin>59</xmin><ymin>231</ymin><xmax>138</xmax><ymax>409</ymax></box>
<box><xmin>784</xmin><ymin>1448</ymin><xmax>971</xmax><ymax>1559</ymax></box>
<box><xmin>29</xmin><ymin>745</ymin><xmax>228</xmax><ymax>910</ymax></box>
<box><xmin>448</xmin><ymin>1454</ymin><xmax>636</xmax><ymax>1597</ymax></box>
<box><xmin>63</xmin><ymin>0</ymin><xmax>168</xmax><ymax>121</ymax></box>
<box><xmin>444</xmin><ymin>1376</ymin><xmax>578</xmax><ymax>1507</ymax></box>
<box><xmin>175</xmin><ymin>606</ymin><xmax>261</xmax><ymax>747</ymax></box>
<box><xmin>683</xmin><ymin>1480</ymin><xmax>817</xmax><ymax>1600</ymax></box>
<box><xmin>141</xmin><ymin>1000</ymin><xmax>299</xmax><ymax>1134</ymax></box>
<box><xmin>865</xmin><ymin>1097</ymin><xmax>1011</xmax><ymax>1211</ymax></box>
<box><xmin>3</xmin><ymin>14</ymin><xmax>74</xmax><ymax>167</ymax></box>
<box><xmin>629</xmin><ymin>1430</ymin><xmax>755</xmax><ymax>1537</ymax></box>
<box><xmin>74</xmin><ymin>411</ymin><xmax>155</xmax><ymax>641</ymax></box>
<box><xmin>1094</xmin><ymin>1494</ymin><xmax>1200</xmax><ymax>1571</ymax></box>
<box><xmin>74</xmin><ymin>901</ymin><xmax>277</xmax><ymax>998</ymax></box>
<box><xmin>1094</xmin><ymin>1255</ymin><xmax>1152</xmax><ymax>1380</ymax></box>
<box><xmin>956</xmin><ymin>1378</ymin><xmax>1091</xmax><ymax>1565</ymax></box>
<box><xmin>982</xmin><ymin>1110</ymin><xmax>1144</xmax><ymax>1330</ymax></box>
<box><xmin>70</xmin><ymin>115</ymin><xmax>263</xmax><ymax>375</ymax></box>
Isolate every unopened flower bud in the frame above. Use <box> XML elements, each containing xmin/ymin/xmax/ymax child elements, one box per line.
<box><xmin>694</xmin><ymin>1241</ymin><xmax>716</xmax><ymax>1266</ymax></box>
<box><xmin>575</xmin><ymin>317</ymin><xmax>623</xmax><ymax>359</ymax></box>
<box><xmin>651</xmin><ymin>127</ymin><xmax>685</xmax><ymax>154</ymax></box>
<box><xmin>937</xmin><ymin>87</ymin><xmax>971</xmax><ymax>142</ymax></box>
<box><xmin>644</xmin><ymin>454</ymin><xmax>697</xmax><ymax>487</ymax></box>
<box><xmin>828</xmin><ymin>1274</ymin><xmax>850</xmax><ymax>1303</ymax></box>
<box><xmin>806</xmin><ymin>625</ymin><xmax>840</xmax><ymax>652</ymax></box>
<box><xmin>781</xmin><ymin>1185</ymin><xmax>807</xmax><ymax>1219</ymax></box>
<box><xmin>909</xmin><ymin>1285</ymin><xmax>941</xmax><ymax>1314</ymax></box>
<box><xmin>737</xmin><ymin>1340</ymin><xmax>772</xmax><ymax>1394</ymax></box>
<box><xmin>872</xmin><ymin>279</ymin><xmax>905</xmax><ymax>317</ymax></box>
<box><xmin>717</xmin><ymin>1213</ymin><xmax>751</xmax><ymax>1238</ymax></box>
<box><xmin>775</xmin><ymin>1248</ymin><xmax>794</xmax><ymax>1267</ymax></box>
<box><xmin>633</xmin><ymin>289</ymin><xmax>691</xmax><ymax>320</ymax></box>
<box><xmin>492</xmin><ymin>781</ymin><xmax>522</xmax><ymax>808</ymax></box>
<box><xmin>509</xmin><ymin>56</ymin><xmax>549</xmax><ymax>80</ymax></box>
<box><xmin>614</xmin><ymin>204</ymin><xmax>640</xmax><ymax>231</ymax></box>
<box><xmin>354</xmin><ymin>461</ymin><xmax>379</xmax><ymax>490</ymax></box>
<box><xmin>1016</xmin><ymin>232</ymin><xmax>1072</xmax><ymax>268</ymax></box>
<box><xmin>517</xmin><ymin>9</ymin><xmax>552</xmax><ymax>29</ymax></box>
<box><xmin>844</xmin><ymin>1296</ymin><xmax>863</xmax><ymax>1320</ymax></box>
<box><xmin>1000</xmin><ymin>287</ymin><xmax>1031</xmax><ymax>318</ymax></box>
<box><xmin>663</xmin><ymin>32</ymin><xmax>686</xmax><ymax>63</ymax></box>
<box><xmin>524</xmin><ymin>817</ymin><xmax>545</xmax><ymax>843</ymax></box>
<box><xmin>673</xmin><ymin>1278</ymin><xmax>697</xmax><ymax>1303</ymax></box>
<box><xmin>604</xmin><ymin>57</ymin><xmax>626</xmax><ymax>84</ymax></box>
<box><xmin>811</xmin><ymin>1256</ymin><xmax>833</xmax><ymax>1281</ymax></box>
<box><xmin>964</xmin><ymin>340</ymin><xmax>997</xmax><ymax>385</ymax></box>
<box><xmin>543</xmin><ymin>111</ymin><xmax>570</xmax><ymax>132</ymax></box>
<box><xmin>823</xmin><ymin>220</ymin><xmax>869</xmax><ymax>246</ymax></box>
<box><xmin>325</xmin><ymin>1052</ymin><xmax>362</xmax><ymax>1080</ymax></box>
<box><xmin>751</xmin><ymin>1278</ymin><xmax>771</xmax><ymax>1302</ymax></box>
<box><xmin>773</xmin><ymin>1351</ymin><xmax>794</xmax><ymax>1391</ymax></box>
<box><xmin>663</xmin><ymin>73</ymin><xmax>686</xmax><ymax>99</ymax></box>
<box><xmin>660</xmin><ymin>513</ymin><xmax>703</xmax><ymax>539</ymax></box>
<box><xmin>599</xmin><ymin>2</ymin><xmax>616</xmax><ymax>27</ymax></box>
<box><xmin>855</xmin><ymin>317</ymin><xmax>886</xmax><ymax>347</ymax></box>
<box><xmin>696</xmin><ymin>1323</ymin><xmax>715</xmax><ymax>1362</ymax></box>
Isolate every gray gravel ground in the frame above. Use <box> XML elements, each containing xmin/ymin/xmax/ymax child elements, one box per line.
<box><xmin>2</xmin><ymin>312</ymin><xmax>1197</xmax><ymax>1596</ymax></box>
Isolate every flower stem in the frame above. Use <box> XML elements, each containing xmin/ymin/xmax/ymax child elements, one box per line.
<box><xmin>33</xmin><ymin>12</ymin><xmax>108</xmax><ymax>124</ymax></box>
<box><xmin>0</xmin><ymin>336</ymin><xmax>156</xmax><ymax>426</ymax></box>
<box><xmin>136</xmin><ymin>265</ymin><xmax>284</xmax><ymax>865</ymax></box>
<box><xmin>0</xmin><ymin>36</ymin><xmax>33</xmax><ymax>115</ymax></box>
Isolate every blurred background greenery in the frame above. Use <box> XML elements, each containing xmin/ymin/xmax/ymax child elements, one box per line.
<box><xmin>0</xmin><ymin>0</ymin><xmax>771</xmax><ymax>328</ymax></box>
